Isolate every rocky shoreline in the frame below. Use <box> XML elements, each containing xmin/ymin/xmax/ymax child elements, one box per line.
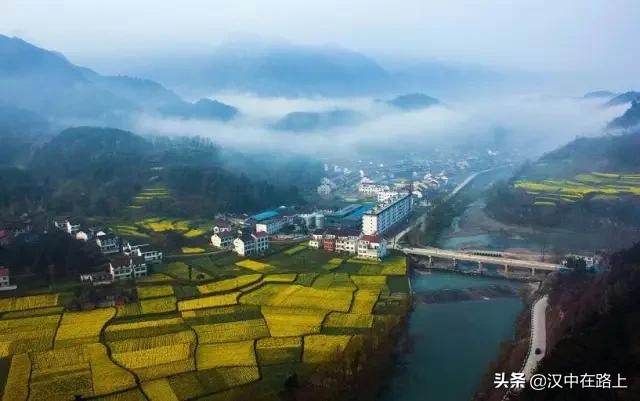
<box><xmin>416</xmin><ymin>284</ymin><xmax>518</xmax><ymax>304</ymax></box>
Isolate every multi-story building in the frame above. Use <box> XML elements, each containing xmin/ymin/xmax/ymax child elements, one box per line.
<box><xmin>233</xmin><ymin>232</ymin><xmax>270</xmax><ymax>256</ymax></box>
<box><xmin>122</xmin><ymin>242</ymin><xmax>163</xmax><ymax>264</ymax></box>
<box><xmin>95</xmin><ymin>232</ymin><xmax>120</xmax><ymax>254</ymax></box>
<box><xmin>307</xmin><ymin>231</ymin><xmax>388</xmax><ymax>260</ymax></box>
<box><xmin>377</xmin><ymin>191</ymin><xmax>400</xmax><ymax>203</ymax></box>
<box><xmin>53</xmin><ymin>218</ymin><xmax>80</xmax><ymax>235</ymax></box>
<box><xmin>109</xmin><ymin>256</ymin><xmax>148</xmax><ymax>280</ymax></box>
<box><xmin>211</xmin><ymin>232</ymin><xmax>234</xmax><ymax>248</ymax></box>
<box><xmin>357</xmin><ymin>234</ymin><xmax>388</xmax><ymax>260</ymax></box>
<box><xmin>362</xmin><ymin>193</ymin><xmax>412</xmax><ymax>236</ymax></box>
<box><xmin>253</xmin><ymin>232</ymin><xmax>269</xmax><ymax>253</ymax></box>
<box><xmin>255</xmin><ymin>218</ymin><xmax>286</xmax><ymax>235</ymax></box>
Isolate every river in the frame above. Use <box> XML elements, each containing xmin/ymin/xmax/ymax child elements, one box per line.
<box><xmin>380</xmin><ymin>168</ymin><xmax>532</xmax><ymax>401</ymax></box>
<box><xmin>380</xmin><ymin>271</ymin><xmax>523</xmax><ymax>401</ymax></box>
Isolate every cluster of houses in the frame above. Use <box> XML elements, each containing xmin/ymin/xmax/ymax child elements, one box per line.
<box><xmin>53</xmin><ymin>219</ymin><xmax>163</xmax><ymax>285</ymax></box>
<box><xmin>210</xmin><ymin>225</ymin><xmax>271</xmax><ymax>257</ymax></box>
<box><xmin>308</xmin><ymin>229</ymin><xmax>388</xmax><ymax>260</ymax></box>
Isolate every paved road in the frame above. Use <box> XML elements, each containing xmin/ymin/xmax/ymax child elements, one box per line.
<box><xmin>522</xmin><ymin>295</ymin><xmax>549</xmax><ymax>379</ymax></box>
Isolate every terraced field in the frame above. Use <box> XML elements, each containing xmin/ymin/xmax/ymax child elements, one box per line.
<box><xmin>0</xmin><ymin>246</ymin><xmax>409</xmax><ymax>401</ymax></box>
<box><xmin>514</xmin><ymin>172</ymin><xmax>640</xmax><ymax>206</ymax></box>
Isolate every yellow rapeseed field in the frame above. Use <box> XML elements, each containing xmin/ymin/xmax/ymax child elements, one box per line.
<box><xmin>55</xmin><ymin>308</ymin><xmax>115</xmax><ymax>348</ymax></box>
<box><xmin>324</xmin><ymin>312</ymin><xmax>374</xmax><ymax>328</ymax></box>
<box><xmin>261</xmin><ymin>306</ymin><xmax>327</xmax><ymax>337</ymax></box>
<box><xmin>235</xmin><ymin>259</ymin><xmax>272</xmax><ymax>272</ymax></box>
<box><xmin>240</xmin><ymin>284</ymin><xmax>353</xmax><ymax>312</ymax></box>
<box><xmin>85</xmin><ymin>343</ymin><xmax>137</xmax><ymax>396</ymax></box>
<box><xmin>0</xmin><ymin>293</ymin><xmax>58</xmax><ymax>313</ymax></box>
<box><xmin>197</xmin><ymin>274</ymin><xmax>262</xmax><ymax>294</ymax></box>
<box><xmin>140</xmin><ymin>296</ymin><xmax>177</xmax><ymax>314</ymax></box>
<box><xmin>350</xmin><ymin>275</ymin><xmax>387</xmax><ymax>290</ymax></box>
<box><xmin>137</xmin><ymin>284</ymin><xmax>174</xmax><ymax>299</ymax></box>
<box><xmin>192</xmin><ymin>318</ymin><xmax>269</xmax><ymax>343</ymax></box>
<box><xmin>106</xmin><ymin>316</ymin><xmax>184</xmax><ymax>333</ymax></box>
<box><xmin>141</xmin><ymin>378</ymin><xmax>180</xmax><ymax>401</ymax></box>
<box><xmin>196</xmin><ymin>340</ymin><xmax>256</xmax><ymax>369</ymax></box>
<box><xmin>181</xmin><ymin>247</ymin><xmax>206</xmax><ymax>254</ymax></box>
<box><xmin>0</xmin><ymin>313</ymin><xmax>60</xmax><ymax>357</ymax></box>
<box><xmin>263</xmin><ymin>273</ymin><xmax>297</xmax><ymax>283</ymax></box>
<box><xmin>178</xmin><ymin>292</ymin><xmax>240</xmax><ymax>311</ymax></box>
<box><xmin>255</xmin><ymin>336</ymin><xmax>302</xmax><ymax>365</ymax></box>
<box><xmin>350</xmin><ymin>289</ymin><xmax>381</xmax><ymax>314</ymax></box>
<box><xmin>2</xmin><ymin>353</ymin><xmax>31</xmax><ymax>401</ymax></box>
<box><xmin>303</xmin><ymin>334</ymin><xmax>352</xmax><ymax>363</ymax></box>
<box><xmin>113</xmin><ymin>342</ymin><xmax>192</xmax><ymax>369</ymax></box>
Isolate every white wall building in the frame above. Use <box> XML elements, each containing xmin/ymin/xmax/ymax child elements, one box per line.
<box><xmin>357</xmin><ymin>235</ymin><xmax>388</xmax><ymax>260</ymax></box>
<box><xmin>233</xmin><ymin>232</ymin><xmax>270</xmax><ymax>256</ymax></box>
<box><xmin>211</xmin><ymin>232</ymin><xmax>234</xmax><ymax>248</ymax></box>
<box><xmin>255</xmin><ymin>218</ymin><xmax>286</xmax><ymax>235</ymax></box>
<box><xmin>95</xmin><ymin>233</ymin><xmax>120</xmax><ymax>254</ymax></box>
<box><xmin>362</xmin><ymin>193</ymin><xmax>412</xmax><ymax>236</ymax></box>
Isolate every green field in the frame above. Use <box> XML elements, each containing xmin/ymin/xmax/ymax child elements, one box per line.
<box><xmin>0</xmin><ymin>245</ymin><xmax>410</xmax><ymax>401</ymax></box>
<box><xmin>514</xmin><ymin>172</ymin><xmax>640</xmax><ymax>206</ymax></box>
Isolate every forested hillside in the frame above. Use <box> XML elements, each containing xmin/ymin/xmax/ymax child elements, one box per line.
<box><xmin>485</xmin><ymin>131</ymin><xmax>640</xmax><ymax>246</ymax></box>
<box><xmin>1</xmin><ymin>127</ymin><xmax>320</xmax><ymax>219</ymax></box>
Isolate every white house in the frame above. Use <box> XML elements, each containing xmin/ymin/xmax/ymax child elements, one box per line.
<box><xmin>233</xmin><ymin>232</ymin><xmax>270</xmax><ymax>256</ymax></box>
<box><xmin>95</xmin><ymin>233</ymin><xmax>120</xmax><ymax>254</ymax></box>
<box><xmin>109</xmin><ymin>256</ymin><xmax>148</xmax><ymax>280</ymax></box>
<box><xmin>122</xmin><ymin>242</ymin><xmax>163</xmax><ymax>264</ymax></box>
<box><xmin>357</xmin><ymin>234</ymin><xmax>388</xmax><ymax>260</ymax></box>
<box><xmin>211</xmin><ymin>232</ymin><xmax>234</xmax><ymax>248</ymax></box>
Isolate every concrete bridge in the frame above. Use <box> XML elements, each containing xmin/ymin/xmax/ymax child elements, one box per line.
<box><xmin>401</xmin><ymin>246</ymin><xmax>561</xmax><ymax>275</ymax></box>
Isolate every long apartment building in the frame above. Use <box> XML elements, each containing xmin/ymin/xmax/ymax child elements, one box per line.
<box><xmin>362</xmin><ymin>193</ymin><xmax>412</xmax><ymax>236</ymax></box>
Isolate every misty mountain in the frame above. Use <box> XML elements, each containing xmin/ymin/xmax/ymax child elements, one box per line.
<box><xmin>583</xmin><ymin>90</ymin><xmax>617</xmax><ymax>99</ymax></box>
<box><xmin>0</xmin><ymin>35</ymin><xmax>237</xmax><ymax>121</ymax></box>
<box><xmin>0</xmin><ymin>105</ymin><xmax>52</xmax><ymax>166</ymax></box>
<box><xmin>384</xmin><ymin>93</ymin><xmax>440</xmax><ymax>110</ymax></box>
<box><xmin>158</xmin><ymin>99</ymin><xmax>238</xmax><ymax>121</ymax></box>
<box><xmin>18</xmin><ymin>126</ymin><xmax>307</xmax><ymax>217</ymax></box>
<box><xmin>608</xmin><ymin>101</ymin><xmax>640</xmax><ymax>130</ymax></box>
<box><xmin>271</xmin><ymin>109</ymin><xmax>363</xmax><ymax>132</ymax></box>
<box><xmin>199</xmin><ymin>39</ymin><xmax>392</xmax><ymax>96</ymax></box>
<box><xmin>606</xmin><ymin>91</ymin><xmax>640</xmax><ymax>107</ymax></box>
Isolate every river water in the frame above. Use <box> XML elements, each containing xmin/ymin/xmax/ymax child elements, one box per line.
<box><xmin>381</xmin><ymin>169</ymin><xmax>529</xmax><ymax>401</ymax></box>
<box><xmin>380</xmin><ymin>271</ymin><xmax>523</xmax><ymax>401</ymax></box>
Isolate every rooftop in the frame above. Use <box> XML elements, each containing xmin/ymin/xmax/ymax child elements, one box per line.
<box><xmin>252</xmin><ymin>210</ymin><xmax>279</xmax><ymax>222</ymax></box>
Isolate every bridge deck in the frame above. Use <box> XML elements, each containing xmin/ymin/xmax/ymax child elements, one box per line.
<box><xmin>402</xmin><ymin>247</ymin><xmax>560</xmax><ymax>271</ymax></box>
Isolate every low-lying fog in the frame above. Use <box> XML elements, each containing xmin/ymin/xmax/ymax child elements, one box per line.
<box><xmin>134</xmin><ymin>92</ymin><xmax>627</xmax><ymax>159</ymax></box>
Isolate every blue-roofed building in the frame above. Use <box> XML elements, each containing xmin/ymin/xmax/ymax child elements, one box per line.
<box><xmin>252</xmin><ymin>210</ymin><xmax>280</xmax><ymax>222</ymax></box>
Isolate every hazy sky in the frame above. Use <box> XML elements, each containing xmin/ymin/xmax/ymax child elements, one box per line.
<box><xmin>2</xmin><ymin>0</ymin><xmax>639</xmax><ymax>88</ymax></box>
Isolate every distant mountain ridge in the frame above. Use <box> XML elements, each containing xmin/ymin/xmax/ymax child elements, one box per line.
<box><xmin>384</xmin><ymin>93</ymin><xmax>440</xmax><ymax>110</ymax></box>
<box><xmin>271</xmin><ymin>109</ymin><xmax>363</xmax><ymax>132</ymax></box>
<box><xmin>606</xmin><ymin>91</ymin><xmax>640</xmax><ymax>107</ymax></box>
<box><xmin>197</xmin><ymin>39</ymin><xmax>392</xmax><ymax>96</ymax></box>
<box><xmin>0</xmin><ymin>35</ymin><xmax>238</xmax><ymax>121</ymax></box>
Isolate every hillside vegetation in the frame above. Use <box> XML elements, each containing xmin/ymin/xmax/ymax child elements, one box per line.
<box><xmin>1</xmin><ymin>127</ymin><xmax>320</xmax><ymax>219</ymax></box>
<box><xmin>485</xmin><ymin>131</ymin><xmax>640</xmax><ymax>246</ymax></box>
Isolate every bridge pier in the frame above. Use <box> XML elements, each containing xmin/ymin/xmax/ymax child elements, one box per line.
<box><xmin>428</xmin><ymin>255</ymin><xmax>433</xmax><ymax>267</ymax></box>
<box><xmin>531</xmin><ymin>267</ymin><xmax>536</xmax><ymax>276</ymax></box>
<box><xmin>452</xmin><ymin>258</ymin><xmax>457</xmax><ymax>268</ymax></box>
<box><xmin>503</xmin><ymin>264</ymin><xmax>509</xmax><ymax>274</ymax></box>
<box><xmin>477</xmin><ymin>261</ymin><xmax>483</xmax><ymax>272</ymax></box>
